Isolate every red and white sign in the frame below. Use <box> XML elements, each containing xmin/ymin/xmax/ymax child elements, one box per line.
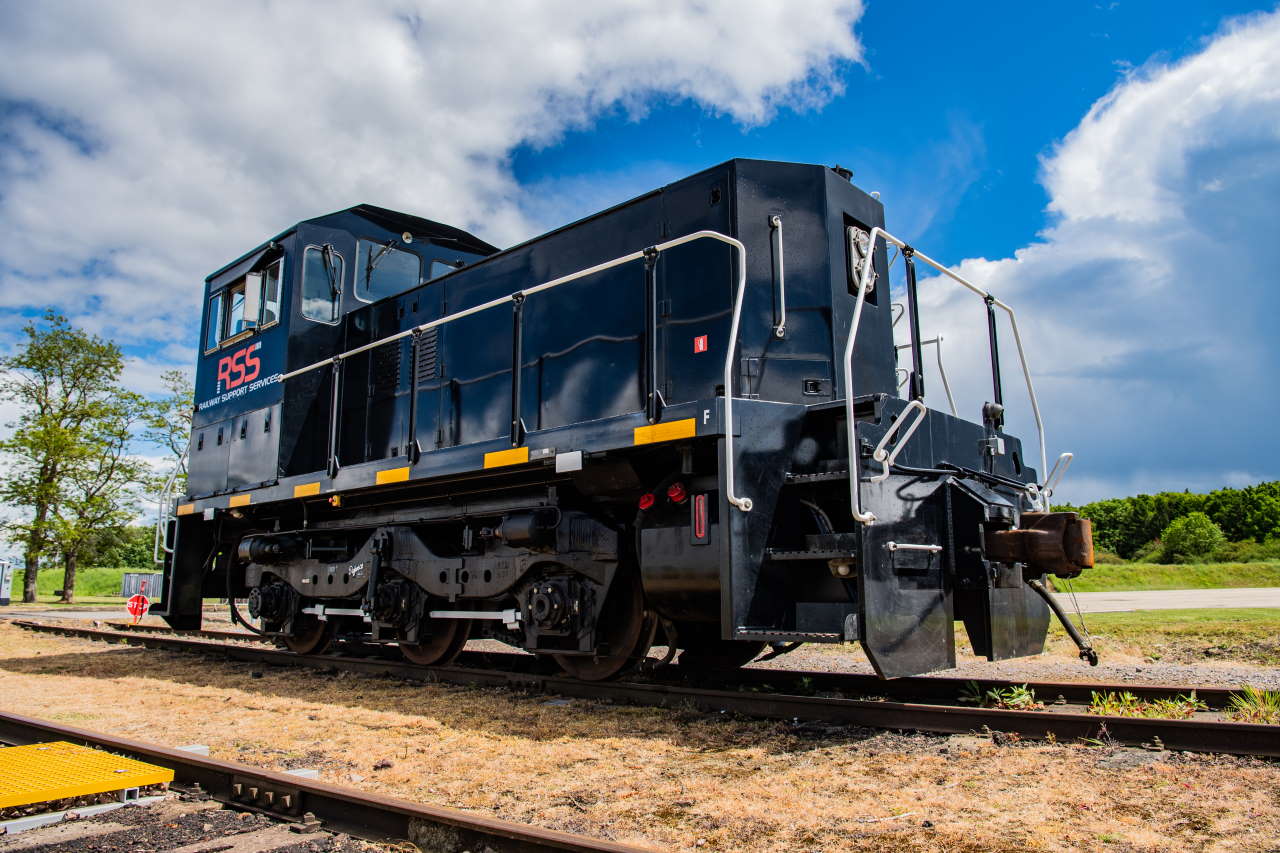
<box><xmin>693</xmin><ymin>335</ymin><xmax>708</xmax><ymax>354</ymax></box>
<box><xmin>126</xmin><ymin>594</ymin><xmax>151</xmax><ymax>624</ymax></box>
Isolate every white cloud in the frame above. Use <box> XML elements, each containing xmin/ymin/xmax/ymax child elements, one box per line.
<box><xmin>0</xmin><ymin>1</ymin><xmax>864</xmax><ymax>347</ymax></box>
<box><xmin>903</xmin><ymin>10</ymin><xmax>1280</xmax><ymax>503</ymax></box>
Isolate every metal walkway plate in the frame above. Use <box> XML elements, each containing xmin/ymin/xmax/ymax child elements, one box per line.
<box><xmin>0</xmin><ymin>741</ymin><xmax>173</xmax><ymax>808</ymax></box>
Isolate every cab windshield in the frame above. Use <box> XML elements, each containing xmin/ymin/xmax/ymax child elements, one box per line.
<box><xmin>356</xmin><ymin>239</ymin><xmax>420</xmax><ymax>302</ymax></box>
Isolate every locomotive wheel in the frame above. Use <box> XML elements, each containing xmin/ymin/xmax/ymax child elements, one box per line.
<box><xmin>554</xmin><ymin>571</ymin><xmax>651</xmax><ymax>681</ymax></box>
<box><xmin>678</xmin><ymin>639</ymin><xmax>767</xmax><ymax>672</ymax></box>
<box><xmin>282</xmin><ymin>615</ymin><xmax>333</xmax><ymax>655</ymax></box>
<box><xmin>400</xmin><ymin>619</ymin><xmax>471</xmax><ymax>666</ymax></box>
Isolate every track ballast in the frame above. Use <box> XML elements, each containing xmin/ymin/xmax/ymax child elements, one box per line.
<box><xmin>15</xmin><ymin>620</ymin><xmax>1280</xmax><ymax>758</ymax></box>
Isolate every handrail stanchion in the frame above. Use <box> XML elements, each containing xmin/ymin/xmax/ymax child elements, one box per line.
<box><xmin>406</xmin><ymin>331</ymin><xmax>422</xmax><ymax>464</ymax></box>
<box><xmin>509</xmin><ymin>293</ymin><xmax>526</xmax><ymax>446</ymax></box>
<box><xmin>984</xmin><ymin>295</ymin><xmax>1004</xmax><ymax>411</ymax></box>
<box><xmin>326</xmin><ymin>360</ymin><xmax>342</xmax><ymax>478</ymax></box>
<box><xmin>903</xmin><ymin>247</ymin><xmax>925</xmax><ymax>402</ymax></box>
<box><xmin>643</xmin><ymin>247</ymin><xmax>662</xmax><ymax>423</ymax></box>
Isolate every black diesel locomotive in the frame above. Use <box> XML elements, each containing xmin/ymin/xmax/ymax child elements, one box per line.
<box><xmin>158</xmin><ymin>159</ymin><xmax>1095</xmax><ymax>680</ymax></box>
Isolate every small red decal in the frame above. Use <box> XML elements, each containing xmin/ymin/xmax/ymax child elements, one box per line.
<box><xmin>693</xmin><ymin>335</ymin><xmax>708</xmax><ymax>354</ymax></box>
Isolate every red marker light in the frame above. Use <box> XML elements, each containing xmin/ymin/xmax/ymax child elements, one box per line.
<box><xmin>666</xmin><ymin>482</ymin><xmax>688</xmax><ymax>504</ymax></box>
<box><xmin>693</xmin><ymin>493</ymin><xmax>708</xmax><ymax>540</ymax></box>
<box><xmin>638</xmin><ymin>493</ymin><xmax>655</xmax><ymax>510</ymax></box>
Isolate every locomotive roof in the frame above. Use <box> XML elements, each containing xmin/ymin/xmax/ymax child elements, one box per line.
<box><xmin>205</xmin><ymin>203</ymin><xmax>499</xmax><ymax>283</ymax></box>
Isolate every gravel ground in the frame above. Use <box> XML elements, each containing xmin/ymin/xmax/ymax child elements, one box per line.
<box><xmin>3</xmin><ymin>623</ymin><xmax>1279</xmax><ymax>852</ymax></box>
<box><xmin>0</xmin><ymin>791</ymin><xmax>380</xmax><ymax>852</ymax></box>
<box><xmin>745</xmin><ymin>642</ymin><xmax>1280</xmax><ymax>690</ymax></box>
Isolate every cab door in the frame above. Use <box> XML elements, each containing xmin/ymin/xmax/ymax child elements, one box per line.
<box><xmin>191</xmin><ymin>249</ymin><xmax>289</xmax><ymax>495</ymax></box>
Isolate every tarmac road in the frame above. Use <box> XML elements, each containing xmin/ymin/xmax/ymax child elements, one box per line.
<box><xmin>1065</xmin><ymin>587</ymin><xmax>1280</xmax><ymax>613</ymax></box>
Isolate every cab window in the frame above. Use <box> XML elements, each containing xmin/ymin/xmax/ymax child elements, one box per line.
<box><xmin>225</xmin><ymin>280</ymin><xmax>248</xmax><ymax>335</ymax></box>
<box><xmin>203</xmin><ymin>257</ymin><xmax>284</xmax><ymax>350</ymax></box>
<box><xmin>302</xmin><ymin>245</ymin><xmax>343</xmax><ymax>323</ymax></box>
<box><xmin>204</xmin><ymin>292</ymin><xmax>224</xmax><ymax>352</ymax></box>
<box><xmin>429</xmin><ymin>259</ymin><xmax>463</xmax><ymax>280</ymax></box>
<box><xmin>260</xmin><ymin>259</ymin><xmax>282</xmax><ymax>325</ymax></box>
<box><xmin>356</xmin><ymin>239</ymin><xmax>420</xmax><ymax>302</ymax></box>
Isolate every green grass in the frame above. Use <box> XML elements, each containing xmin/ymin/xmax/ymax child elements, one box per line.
<box><xmin>1059</xmin><ymin>560</ymin><xmax>1280</xmax><ymax>592</ymax></box>
<box><xmin>25</xmin><ymin>567</ymin><xmax>159</xmax><ymax>599</ymax></box>
<box><xmin>1048</xmin><ymin>607</ymin><xmax>1280</xmax><ymax>666</ymax></box>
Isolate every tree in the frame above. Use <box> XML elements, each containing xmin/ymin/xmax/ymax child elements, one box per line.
<box><xmin>1160</xmin><ymin>512</ymin><xmax>1225</xmax><ymax>563</ymax></box>
<box><xmin>90</xmin><ymin>525</ymin><xmax>157</xmax><ymax>570</ymax></box>
<box><xmin>143</xmin><ymin>369</ymin><xmax>193</xmax><ymax>494</ymax></box>
<box><xmin>48</xmin><ymin>391</ymin><xmax>149</xmax><ymax>602</ymax></box>
<box><xmin>0</xmin><ymin>312</ymin><xmax>134</xmax><ymax>602</ymax></box>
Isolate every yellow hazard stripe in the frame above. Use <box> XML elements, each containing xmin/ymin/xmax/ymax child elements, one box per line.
<box><xmin>228</xmin><ymin>494</ymin><xmax>251</xmax><ymax>508</ymax></box>
<box><xmin>484</xmin><ymin>446</ymin><xmax>530</xmax><ymax>469</ymax></box>
<box><xmin>293</xmin><ymin>482</ymin><xmax>321</xmax><ymax>498</ymax></box>
<box><xmin>376</xmin><ymin>466</ymin><xmax>411</xmax><ymax>485</ymax></box>
<box><xmin>175</xmin><ymin>503</ymin><xmax>195</xmax><ymax>516</ymax></box>
<box><xmin>633</xmin><ymin>418</ymin><xmax>697</xmax><ymax>446</ymax></box>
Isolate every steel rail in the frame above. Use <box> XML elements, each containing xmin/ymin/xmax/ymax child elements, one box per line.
<box><xmin>0</xmin><ymin>710</ymin><xmax>647</xmax><ymax>852</ymax></box>
<box><xmin>17</xmin><ymin>622</ymin><xmax>1279</xmax><ymax>758</ymax></box>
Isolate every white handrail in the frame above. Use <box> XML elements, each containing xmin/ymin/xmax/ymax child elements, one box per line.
<box><xmin>1042</xmin><ymin>451</ymin><xmax>1074</xmax><ymax>500</ymax></box>
<box><xmin>278</xmin><ymin>230</ymin><xmax>755</xmax><ymax>513</ymax></box>
<box><xmin>152</xmin><ymin>443</ymin><xmax>190</xmax><ymax>564</ymax></box>
<box><xmin>895</xmin><ymin>335</ymin><xmax>958</xmax><ymax>417</ymax></box>
<box><xmin>844</xmin><ymin>227</ymin><xmax>1054</xmax><ymax>524</ymax></box>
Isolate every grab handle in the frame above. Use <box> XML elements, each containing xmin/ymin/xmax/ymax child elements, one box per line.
<box><xmin>869</xmin><ymin>400</ymin><xmax>928</xmax><ymax>484</ymax></box>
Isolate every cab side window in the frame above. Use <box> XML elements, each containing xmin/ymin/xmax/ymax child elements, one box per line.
<box><xmin>302</xmin><ymin>245</ymin><xmax>343</xmax><ymax>323</ymax></box>
<box><xmin>225</xmin><ymin>279</ymin><xmax>248</xmax><ymax>335</ymax></box>
<box><xmin>203</xmin><ymin>257</ymin><xmax>285</xmax><ymax>352</ymax></box>
<box><xmin>205</xmin><ymin>292</ymin><xmax>224</xmax><ymax>352</ymax></box>
<box><xmin>260</xmin><ymin>259</ymin><xmax>282</xmax><ymax>325</ymax></box>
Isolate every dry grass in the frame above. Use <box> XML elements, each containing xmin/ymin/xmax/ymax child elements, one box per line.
<box><xmin>1</xmin><ymin>622</ymin><xmax>1278</xmax><ymax>852</ymax></box>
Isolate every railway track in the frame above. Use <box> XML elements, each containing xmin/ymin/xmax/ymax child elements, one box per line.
<box><xmin>0</xmin><ymin>709</ymin><xmax>647</xmax><ymax>852</ymax></box>
<box><xmin>14</xmin><ymin>620</ymin><xmax>1280</xmax><ymax>758</ymax></box>
<box><xmin>93</xmin><ymin>619</ymin><xmax>1250</xmax><ymax>709</ymax></box>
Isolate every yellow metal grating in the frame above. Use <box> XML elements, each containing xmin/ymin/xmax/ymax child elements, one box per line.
<box><xmin>0</xmin><ymin>741</ymin><xmax>174</xmax><ymax>809</ymax></box>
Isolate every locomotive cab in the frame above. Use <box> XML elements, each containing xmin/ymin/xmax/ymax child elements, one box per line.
<box><xmin>188</xmin><ymin>206</ymin><xmax>498</xmax><ymax>499</ymax></box>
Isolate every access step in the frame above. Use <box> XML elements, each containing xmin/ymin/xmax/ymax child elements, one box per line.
<box><xmin>765</xmin><ymin>532</ymin><xmax>859</xmax><ymax>562</ymax></box>
<box><xmin>784</xmin><ymin>470</ymin><xmax>850</xmax><ymax>484</ymax></box>
<box><xmin>766</xmin><ymin>548</ymin><xmax>857</xmax><ymax>561</ymax></box>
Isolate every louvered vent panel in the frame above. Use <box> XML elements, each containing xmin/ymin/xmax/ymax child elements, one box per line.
<box><xmin>415</xmin><ymin>327</ymin><xmax>439</xmax><ymax>383</ymax></box>
<box><xmin>371</xmin><ymin>340</ymin><xmax>402</xmax><ymax>397</ymax></box>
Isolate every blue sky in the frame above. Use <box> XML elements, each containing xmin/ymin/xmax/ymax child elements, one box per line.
<box><xmin>513</xmin><ymin>0</ymin><xmax>1262</xmax><ymax>263</ymax></box>
<box><xmin>1</xmin><ymin>1</ymin><xmax>1278</xmax><ymax>504</ymax></box>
